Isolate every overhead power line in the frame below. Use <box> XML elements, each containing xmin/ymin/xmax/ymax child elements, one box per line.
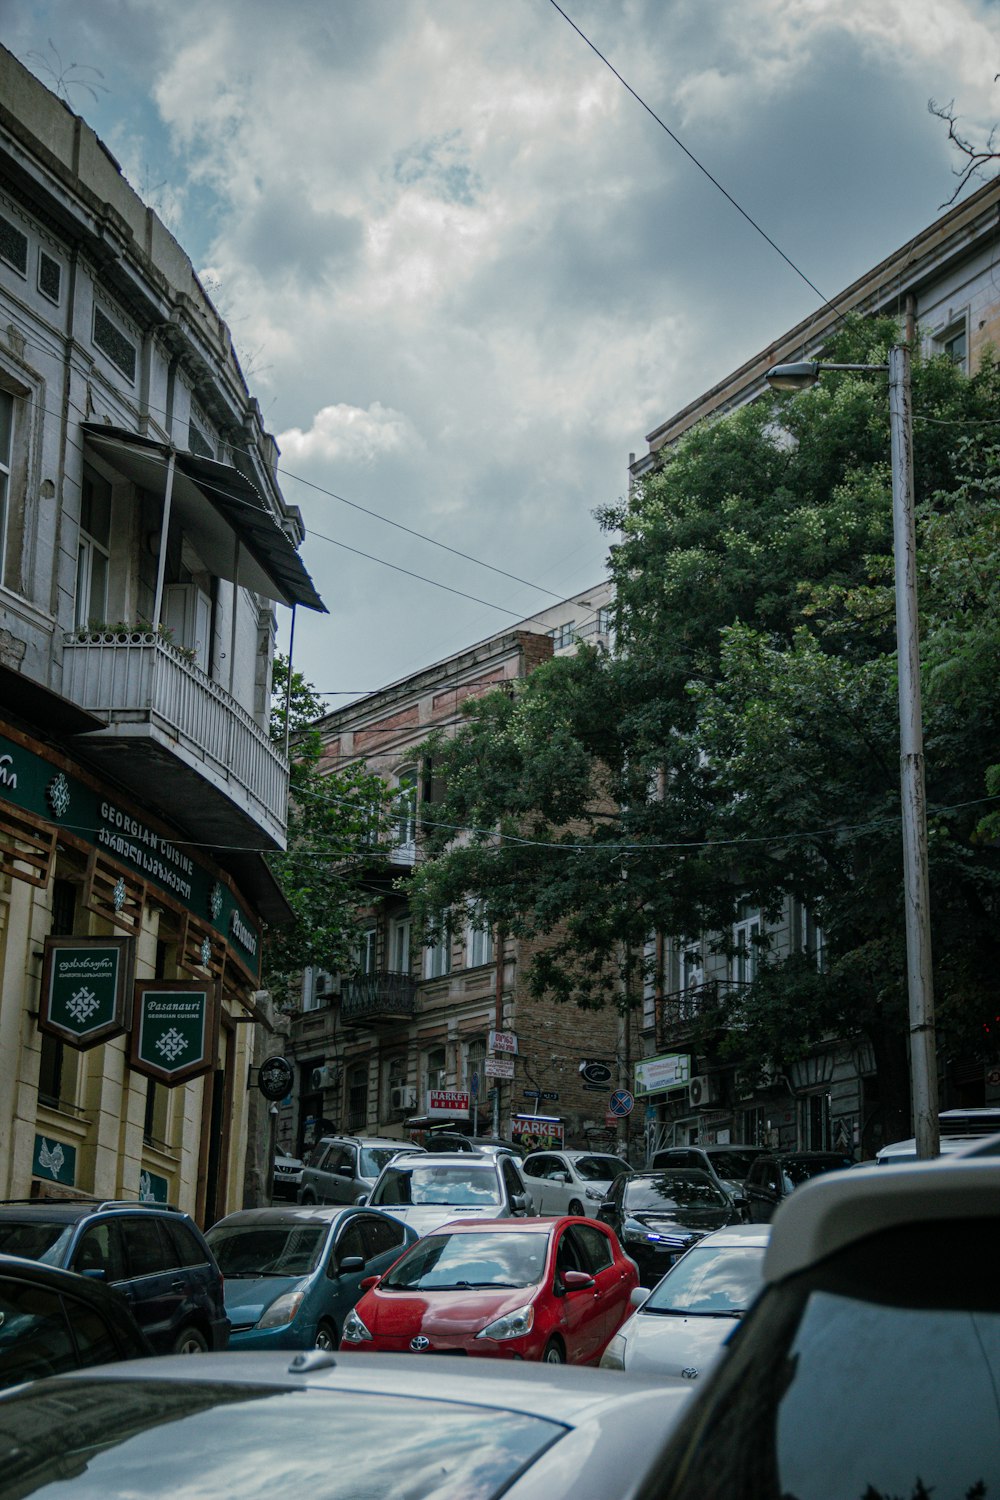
<box><xmin>547</xmin><ymin>0</ymin><xmax>846</xmax><ymax>325</ymax></box>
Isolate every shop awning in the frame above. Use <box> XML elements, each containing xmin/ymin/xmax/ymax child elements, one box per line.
<box><xmin>82</xmin><ymin>425</ymin><xmax>326</xmax><ymax>613</ymax></box>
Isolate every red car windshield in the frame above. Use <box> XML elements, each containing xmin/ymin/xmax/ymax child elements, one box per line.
<box><xmin>381</xmin><ymin>1231</ymin><xmax>548</xmax><ymax>1291</ymax></box>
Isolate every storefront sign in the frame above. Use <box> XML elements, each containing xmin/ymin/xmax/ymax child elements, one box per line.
<box><xmin>33</xmin><ymin>1134</ymin><xmax>77</xmax><ymax>1186</ymax></box>
<box><xmin>489</xmin><ymin>1030</ymin><xmax>518</xmax><ymax>1054</ymax></box>
<box><xmin>634</xmin><ymin>1053</ymin><xmax>691</xmax><ymax>1096</ymax></box>
<box><xmin>427</xmin><ymin>1089</ymin><xmax>470</xmax><ymax>1119</ymax></box>
<box><xmin>579</xmin><ymin>1059</ymin><xmax>613</xmax><ymax>1085</ymax></box>
<box><xmin>509</xmin><ymin>1114</ymin><xmax>564</xmax><ymax>1152</ymax></box>
<box><xmin>130</xmin><ymin>981</ymin><xmax>217</xmax><ymax>1087</ymax></box>
<box><xmin>484</xmin><ymin>1055</ymin><xmax>515</xmax><ymax>1079</ymax></box>
<box><xmin>0</xmin><ymin>730</ymin><xmax>261</xmax><ymax>977</ymax></box>
<box><xmin>38</xmin><ymin>936</ymin><xmax>133</xmax><ymax>1050</ymax></box>
<box><xmin>258</xmin><ymin>1056</ymin><xmax>294</xmax><ymax>1101</ymax></box>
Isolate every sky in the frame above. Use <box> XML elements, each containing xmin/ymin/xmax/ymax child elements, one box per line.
<box><xmin>4</xmin><ymin>0</ymin><xmax>998</xmax><ymax>706</ymax></box>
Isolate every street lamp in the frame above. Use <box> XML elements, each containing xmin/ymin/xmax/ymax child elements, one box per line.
<box><xmin>765</xmin><ymin>346</ymin><xmax>940</xmax><ymax>1159</ymax></box>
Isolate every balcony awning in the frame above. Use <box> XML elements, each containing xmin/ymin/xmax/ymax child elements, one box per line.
<box><xmin>82</xmin><ymin>425</ymin><xmax>326</xmax><ymax>613</ymax></box>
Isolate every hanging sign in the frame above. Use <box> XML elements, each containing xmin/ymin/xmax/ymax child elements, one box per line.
<box><xmin>427</xmin><ymin>1089</ymin><xmax>470</xmax><ymax>1119</ymax></box>
<box><xmin>38</xmin><ymin>936</ymin><xmax>133</xmax><ymax>1050</ymax></box>
<box><xmin>130</xmin><ymin>981</ymin><xmax>218</xmax><ymax>1087</ymax></box>
<box><xmin>258</xmin><ymin>1056</ymin><xmax>294</xmax><ymax>1101</ymax></box>
<box><xmin>489</xmin><ymin>1030</ymin><xmax>518</xmax><ymax>1054</ymax></box>
<box><xmin>484</xmin><ymin>1055</ymin><xmax>515</xmax><ymax>1079</ymax></box>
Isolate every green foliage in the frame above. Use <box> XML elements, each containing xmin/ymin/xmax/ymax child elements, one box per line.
<box><xmin>410</xmin><ymin>321</ymin><xmax>1000</xmax><ymax>1116</ymax></box>
<box><xmin>263</xmin><ymin>658</ymin><xmax>392</xmax><ymax>1007</ymax></box>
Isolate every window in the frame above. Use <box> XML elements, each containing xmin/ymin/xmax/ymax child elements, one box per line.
<box><xmin>358</xmin><ymin>926</ymin><xmax>377</xmax><ymax>976</ymax></box>
<box><xmin>549</xmin><ymin>620</ymin><xmax>575</xmax><ymax>649</ymax></box>
<box><xmin>466</xmin><ymin>1036</ymin><xmax>487</xmax><ymax>1088</ymax></box>
<box><xmin>347</xmin><ymin>1064</ymin><xmax>368</xmax><ymax>1132</ymax></box>
<box><xmin>37</xmin><ymin>250</ymin><xmax>61</xmax><ymax>303</ymax></box>
<box><xmin>92</xmin><ymin>304</ymin><xmax>136</xmax><ymax>382</ymax></box>
<box><xmin>803</xmin><ymin>908</ymin><xmax>826</xmax><ymax>972</ymax></box>
<box><xmin>465</xmin><ymin>902</ymin><xmax>494</xmax><ymax>968</ymax></box>
<box><xmin>423</xmin><ymin>912</ymin><xmax>451</xmax><ymax>979</ymax></box>
<box><xmin>389</xmin><ymin>917</ymin><xmax>411</xmax><ymax>975</ymax></box>
<box><xmin>938</xmin><ymin>320</ymin><xmax>968</xmax><ymax>371</ymax></box>
<box><xmin>731</xmin><ymin>906</ymin><xmax>760</xmax><ymax>986</ymax></box>
<box><xmin>393</xmin><ymin>768</ymin><xmax>417</xmax><ymax>851</ymax></box>
<box><xmin>802</xmin><ymin>1091</ymin><xmax>831</xmax><ymax>1150</ymax></box>
<box><xmin>0</xmin><ymin>213</ymin><xmax>27</xmax><ymax>276</ymax></box>
<box><xmin>75</xmin><ymin>467</ymin><xmax>111</xmax><ymax>628</ymax></box>
<box><xmin>384</xmin><ymin>1054</ymin><xmax>407</xmax><ymax>1119</ymax></box>
<box><xmin>423</xmin><ymin>1046</ymin><xmax>447</xmax><ymax>1096</ymax></box>
<box><xmin>596</xmin><ymin>605</ymin><xmax>612</xmax><ymax>635</ymax></box>
<box><xmin>0</xmin><ymin>389</ymin><xmax>13</xmax><ymax>589</ymax></box>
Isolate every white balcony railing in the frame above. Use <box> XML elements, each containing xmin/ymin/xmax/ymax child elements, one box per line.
<box><xmin>62</xmin><ymin>630</ymin><xmax>288</xmax><ymax>835</ymax></box>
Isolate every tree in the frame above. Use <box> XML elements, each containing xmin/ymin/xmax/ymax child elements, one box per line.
<box><xmin>262</xmin><ymin>658</ymin><xmax>391</xmax><ymax>1007</ymax></box>
<box><xmin>409</xmin><ymin>319</ymin><xmax>1000</xmax><ymax>1137</ymax></box>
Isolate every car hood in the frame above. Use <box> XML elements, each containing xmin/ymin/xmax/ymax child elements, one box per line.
<box><xmin>372</xmin><ymin>1205</ymin><xmax>503</xmax><ymax>1237</ymax></box>
<box><xmin>224</xmin><ymin>1274</ymin><xmax>306</xmax><ymax>1325</ymax></box>
<box><xmin>630</xmin><ymin>1206</ymin><xmax>731</xmax><ymax>1233</ymax></box>
<box><xmin>620</xmin><ymin>1309</ymin><xmax>738</xmax><ymax>1379</ymax></box>
<box><xmin>364</xmin><ymin>1285</ymin><xmax>532</xmax><ymax>1337</ymax></box>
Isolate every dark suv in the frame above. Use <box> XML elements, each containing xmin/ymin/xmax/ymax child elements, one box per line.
<box><xmin>298</xmin><ymin>1137</ymin><xmax>426</xmax><ymax>1206</ymax></box>
<box><xmin>743</xmin><ymin>1150</ymin><xmax>854</xmax><ymax>1222</ymax></box>
<box><xmin>0</xmin><ymin>1200</ymin><xmax>229</xmax><ymax>1354</ymax></box>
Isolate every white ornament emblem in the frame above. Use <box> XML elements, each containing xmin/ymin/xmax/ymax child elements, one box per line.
<box><xmin>200</xmin><ymin>936</ymin><xmax>212</xmax><ymax>968</ymax></box>
<box><xmin>139</xmin><ymin>1170</ymin><xmax>155</xmax><ymax>1202</ymax></box>
<box><xmin>46</xmin><ymin>773</ymin><xmax>70</xmax><ymax>818</ymax></box>
<box><xmin>38</xmin><ymin>1139</ymin><xmax>65</xmax><ymax>1178</ymax></box>
<box><xmin>113</xmin><ymin>876</ymin><xmax>127</xmax><ymax>912</ymax></box>
<box><xmin>209</xmin><ymin>882</ymin><xmax>224</xmax><ymax>920</ymax></box>
<box><xmin>67</xmin><ymin>986</ymin><xmax>99</xmax><ymax>1025</ymax></box>
<box><xmin>155</xmin><ymin>1026</ymin><xmax>189</xmax><ymax>1064</ymax></box>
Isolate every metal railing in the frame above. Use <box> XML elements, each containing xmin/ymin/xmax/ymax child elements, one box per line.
<box><xmin>341</xmin><ymin>971</ymin><xmax>417</xmax><ymax>1023</ymax></box>
<box><xmin>657</xmin><ymin>978</ymin><xmax>746</xmax><ymax>1049</ymax></box>
<box><xmin>62</xmin><ymin>631</ymin><xmax>288</xmax><ymax>829</ymax></box>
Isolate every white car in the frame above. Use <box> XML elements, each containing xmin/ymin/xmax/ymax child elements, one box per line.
<box><xmin>364</xmin><ymin>1152</ymin><xmax>537</xmax><ymax>1237</ymax></box>
<box><xmin>521</xmin><ymin>1150</ymin><xmax>632</xmax><ymax>1217</ymax></box>
<box><xmin>600</xmin><ymin>1223</ymin><xmax>770</xmax><ymax>1377</ymax></box>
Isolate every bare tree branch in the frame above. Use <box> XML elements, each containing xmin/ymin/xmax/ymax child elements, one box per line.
<box><xmin>930</xmin><ymin>90</ymin><xmax>1000</xmax><ymax>206</ymax></box>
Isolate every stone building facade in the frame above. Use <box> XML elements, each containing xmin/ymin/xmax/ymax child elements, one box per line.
<box><xmin>0</xmin><ymin>47</ymin><xmax>323</xmax><ymax>1220</ymax></box>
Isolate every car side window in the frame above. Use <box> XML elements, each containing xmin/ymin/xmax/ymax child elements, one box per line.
<box><xmin>0</xmin><ymin>1280</ymin><xmax>77</xmax><ymax>1384</ymax></box>
<box><xmin>526</xmin><ymin>1155</ymin><xmax>554</xmax><ymax>1178</ymax></box>
<box><xmin>555</xmin><ymin>1227</ymin><xmax>583</xmax><ymax>1278</ymax></box>
<box><xmin>64</xmin><ymin>1296</ymin><xmax>119</xmax><ymax>1366</ymax></box>
<box><xmin>569</xmin><ymin>1223</ymin><xmax>614</xmax><ymax>1273</ymax></box>
<box><xmin>501</xmin><ymin>1159</ymin><xmax>525</xmax><ymax>1202</ymax></box>
<box><xmin>307</xmin><ymin>1141</ymin><xmax>329</xmax><ymax>1168</ymax></box>
<box><xmin>119</xmin><ymin>1218</ymin><xmax>169</xmax><ymax>1278</ymax></box>
<box><xmin>360</xmin><ymin>1215</ymin><xmax>406</xmax><ymax>1260</ymax></box>
<box><xmin>333</xmin><ymin>1221</ymin><xmax>368</xmax><ymax>1272</ymax></box>
<box><xmin>163</xmin><ymin>1220</ymin><xmax>208</xmax><ymax>1269</ymax></box>
<box><xmin>73</xmin><ymin>1221</ymin><xmax>125</xmax><ymax>1281</ymax></box>
<box><xmin>324</xmin><ymin>1146</ymin><xmax>349</xmax><ymax>1174</ymax></box>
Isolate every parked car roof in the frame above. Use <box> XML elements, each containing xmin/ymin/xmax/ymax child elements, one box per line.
<box><xmin>763</xmin><ymin>1156</ymin><xmax>996</xmax><ymax>1281</ymax></box>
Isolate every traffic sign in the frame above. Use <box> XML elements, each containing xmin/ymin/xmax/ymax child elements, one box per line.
<box><xmin>470</xmin><ymin>1070</ymin><xmax>480</xmax><ymax>1097</ymax></box>
<box><xmin>522</xmin><ymin>1089</ymin><xmax>542</xmax><ymax>1099</ymax></box>
<box><xmin>608</xmin><ymin>1089</ymin><xmax>634</xmax><ymax>1118</ymax></box>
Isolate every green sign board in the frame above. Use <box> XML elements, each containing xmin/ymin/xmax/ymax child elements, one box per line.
<box><xmin>33</xmin><ymin>1134</ymin><xmax>77</xmax><ymax>1186</ymax></box>
<box><xmin>139</xmin><ymin>1168</ymin><xmax>170</xmax><ymax>1203</ymax></box>
<box><xmin>38</xmin><ymin>936</ymin><xmax>132</xmax><ymax>1050</ymax></box>
<box><xmin>130</xmin><ymin>982</ymin><xmax>217</xmax><ymax>1088</ymax></box>
<box><xmin>0</xmin><ymin>730</ymin><xmax>262</xmax><ymax>978</ymax></box>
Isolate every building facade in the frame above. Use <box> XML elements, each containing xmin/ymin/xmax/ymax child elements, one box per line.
<box><xmin>279</xmin><ymin>583</ymin><xmax>632</xmax><ymax>1161</ymax></box>
<box><xmin>630</xmin><ymin>176</ymin><xmax>1000</xmax><ymax>1161</ymax></box>
<box><xmin>0</xmin><ymin>47</ymin><xmax>323</xmax><ymax>1220</ymax></box>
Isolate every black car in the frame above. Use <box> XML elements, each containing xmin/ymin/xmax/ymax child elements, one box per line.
<box><xmin>596</xmin><ymin>1170</ymin><xmax>738</xmax><ymax>1286</ymax></box>
<box><xmin>0</xmin><ymin>1200</ymin><xmax>229</xmax><ymax>1354</ymax></box>
<box><xmin>0</xmin><ymin>1252</ymin><xmax>151</xmax><ymax>1388</ymax></box>
<box><xmin>743</xmin><ymin>1151</ymin><xmax>853</xmax><ymax>1223</ymax></box>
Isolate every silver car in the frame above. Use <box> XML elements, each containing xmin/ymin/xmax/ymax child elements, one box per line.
<box><xmin>521</xmin><ymin>1150</ymin><xmax>631</xmax><ymax>1217</ymax></box>
<box><xmin>365</xmin><ymin>1152</ymin><xmax>537</xmax><ymax>1237</ymax></box>
<box><xmin>298</xmin><ymin>1136</ymin><xmax>426</xmax><ymax>1206</ymax></box>
<box><xmin>600</xmin><ymin>1223</ymin><xmax>770</xmax><ymax>1377</ymax></box>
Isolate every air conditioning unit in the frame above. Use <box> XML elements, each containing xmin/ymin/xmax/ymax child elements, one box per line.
<box><xmin>389</xmin><ymin>1085</ymin><xmax>417</xmax><ymax>1112</ymax></box>
<box><xmin>313</xmin><ymin>972</ymin><xmax>341</xmax><ymax>998</ymax></box>
<box><xmin>689</xmin><ymin>1075</ymin><xmax>722</xmax><ymax>1108</ymax></box>
<box><xmin>311</xmin><ymin>1064</ymin><xmax>339</xmax><ymax>1090</ymax></box>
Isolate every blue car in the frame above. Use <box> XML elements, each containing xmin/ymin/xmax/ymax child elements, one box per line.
<box><xmin>205</xmin><ymin>1205</ymin><xmax>415</xmax><ymax>1350</ymax></box>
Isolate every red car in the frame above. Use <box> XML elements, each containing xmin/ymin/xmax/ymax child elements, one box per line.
<box><xmin>339</xmin><ymin>1215</ymin><xmax>639</xmax><ymax>1364</ymax></box>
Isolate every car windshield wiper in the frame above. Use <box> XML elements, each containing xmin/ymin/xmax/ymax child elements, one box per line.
<box><xmin>644</xmin><ymin>1305</ymin><xmax>741</xmax><ymax>1318</ymax></box>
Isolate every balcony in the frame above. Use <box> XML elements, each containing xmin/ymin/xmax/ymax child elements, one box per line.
<box><xmin>61</xmin><ymin>630</ymin><xmax>289</xmax><ymax>849</ymax></box>
<box><xmin>341</xmin><ymin>971</ymin><xmax>417</xmax><ymax>1026</ymax></box>
<box><xmin>657</xmin><ymin>979</ymin><xmax>743</xmax><ymax>1051</ymax></box>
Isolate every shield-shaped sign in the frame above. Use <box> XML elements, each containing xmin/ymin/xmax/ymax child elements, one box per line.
<box><xmin>38</xmin><ymin>936</ymin><xmax>133</xmax><ymax>1050</ymax></box>
<box><xmin>130</xmin><ymin>981</ymin><xmax>218</xmax><ymax>1087</ymax></box>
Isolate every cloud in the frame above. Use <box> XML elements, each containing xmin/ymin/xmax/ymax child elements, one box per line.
<box><xmin>278</xmin><ymin>402</ymin><xmax>420</xmax><ymax>469</ymax></box>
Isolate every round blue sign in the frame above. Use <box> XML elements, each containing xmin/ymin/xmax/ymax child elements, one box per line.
<box><xmin>609</xmin><ymin>1089</ymin><xmax>634</xmax><ymax>1117</ymax></box>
